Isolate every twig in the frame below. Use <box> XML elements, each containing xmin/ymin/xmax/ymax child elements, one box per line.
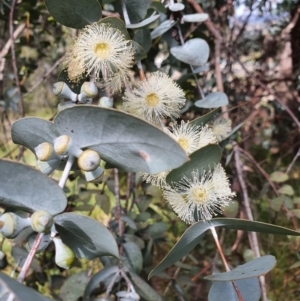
<box><xmin>233</xmin><ymin>144</ymin><xmax>267</xmax><ymax>301</ymax></box>
<box><xmin>23</xmin><ymin>56</ymin><xmax>64</xmax><ymax>98</ymax></box>
<box><xmin>286</xmin><ymin>147</ymin><xmax>300</xmax><ymax>174</ymax></box>
<box><xmin>105</xmin><ymin>270</ymin><xmax>120</xmax><ymax>299</ymax></box>
<box><xmin>9</xmin><ymin>0</ymin><xmax>24</xmax><ymax>117</ymax></box>
<box><xmin>114</xmin><ymin>168</ymin><xmax>123</xmax><ymax>257</ymax></box>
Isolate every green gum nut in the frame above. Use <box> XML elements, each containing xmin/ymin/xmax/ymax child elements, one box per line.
<box><xmin>78</xmin><ymin>149</ymin><xmax>100</xmax><ymax>171</ymax></box>
<box><xmin>30</xmin><ymin>210</ymin><xmax>54</xmax><ymax>233</ymax></box>
<box><xmin>53</xmin><ymin>135</ymin><xmax>83</xmax><ymax>157</ymax></box>
<box><xmin>78</xmin><ymin>81</ymin><xmax>98</xmax><ymax>103</ymax></box>
<box><xmin>0</xmin><ymin>212</ymin><xmax>31</xmax><ymax>239</ymax></box>
<box><xmin>53</xmin><ymin>237</ymin><xmax>75</xmax><ymax>269</ymax></box>
<box><xmin>52</xmin><ymin>82</ymin><xmax>77</xmax><ymax>102</ymax></box>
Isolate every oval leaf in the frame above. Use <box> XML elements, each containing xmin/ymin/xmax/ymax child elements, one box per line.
<box><xmin>0</xmin><ymin>271</ymin><xmax>52</xmax><ymax>301</ymax></box>
<box><xmin>132</xmin><ymin>40</ymin><xmax>147</xmax><ymax>62</ymax></box>
<box><xmin>54</xmin><ymin>213</ymin><xmax>119</xmax><ymax>259</ymax></box>
<box><xmin>54</xmin><ymin>106</ymin><xmax>188</xmax><ymax>173</ymax></box>
<box><xmin>0</xmin><ymin>160</ymin><xmax>67</xmax><ymax>214</ymax></box>
<box><xmin>151</xmin><ymin>20</ymin><xmax>176</xmax><ymax>39</ymax></box>
<box><xmin>208</xmin><ymin>278</ymin><xmax>261</xmax><ymax>301</ymax></box>
<box><xmin>83</xmin><ymin>266</ymin><xmax>119</xmax><ymax>301</ymax></box>
<box><xmin>99</xmin><ymin>17</ymin><xmax>130</xmax><ymax>40</ymax></box>
<box><xmin>189</xmin><ymin>108</ymin><xmax>219</xmax><ymax>127</ymax></box>
<box><xmin>171</xmin><ymin>38</ymin><xmax>209</xmax><ymax>66</ymax></box>
<box><xmin>12</xmin><ymin>117</ymin><xmax>59</xmax><ymax>153</ymax></box>
<box><xmin>195</xmin><ymin>92</ymin><xmax>229</xmax><ymax>109</ymax></box>
<box><xmin>149</xmin><ymin>218</ymin><xmax>300</xmax><ymax>278</ymax></box>
<box><xmin>45</xmin><ymin>0</ymin><xmax>102</xmax><ymax>29</ymax></box>
<box><xmin>166</xmin><ymin>144</ymin><xmax>222</xmax><ymax>184</ymax></box>
<box><xmin>123</xmin><ymin>242</ymin><xmax>143</xmax><ymax>273</ymax></box>
<box><xmin>270</xmin><ymin>171</ymin><xmax>289</xmax><ymax>183</ymax></box>
<box><xmin>278</xmin><ymin>184</ymin><xmax>294</xmax><ymax>196</ymax></box>
<box><xmin>205</xmin><ymin>256</ymin><xmax>276</xmax><ymax>281</ymax></box>
<box><xmin>183</xmin><ymin>13</ymin><xmax>209</xmax><ymax>23</ymax></box>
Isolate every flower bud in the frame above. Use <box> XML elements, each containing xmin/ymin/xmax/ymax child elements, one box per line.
<box><xmin>85</xmin><ymin>166</ymin><xmax>104</xmax><ymax>183</ymax></box>
<box><xmin>98</xmin><ymin>96</ymin><xmax>113</xmax><ymax>108</ymax></box>
<box><xmin>30</xmin><ymin>210</ymin><xmax>54</xmax><ymax>233</ymax></box>
<box><xmin>52</xmin><ymin>82</ymin><xmax>77</xmax><ymax>102</ymax></box>
<box><xmin>77</xmin><ymin>81</ymin><xmax>98</xmax><ymax>103</ymax></box>
<box><xmin>54</xmin><ymin>135</ymin><xmax>83</xmax><ymax>157</ymax></box>
<box><xmin>0</xmin><ymin>212</ymin><xmax>31</xmax><ymax>238</ymax></box>
<box><xmin>78</xmin><ymin>149</ymin><xmax>100</xmax><ymax>171</ymax></box>
<box><xmin>53</xmin><ymin>237</ymin><xmax>75</xmax><ymax>269</ymax></box>
<box><xmin>35</xmin><ymin>142</ymin><xmax>59</xmax><ymax>161</ymax></box>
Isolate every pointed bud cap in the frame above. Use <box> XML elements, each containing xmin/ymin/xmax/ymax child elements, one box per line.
<box><xmin>31</xmin><ymin>210</ymin><xmax>54</xmax><ymax>233</ymax></box>
<box><xmin>52</xmin><ymin>82</ymin><xmax>77</xmax><ymax>102</ymax></box>
<box><xmin>78</xmin><ymin>149</ymin><xmax>100</xmax><ymax>171</ymax></box>
<box><xmin>53</xmin><ymin>237</ymin><xmax>75</xmax><ymax>269</ymax></box>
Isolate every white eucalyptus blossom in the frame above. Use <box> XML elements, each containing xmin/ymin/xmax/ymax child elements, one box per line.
<box><xmin>198</xmin><ymin>124</ymin><xmax>218</xmax><ymax>148</ymax></box>
<box><xmin>142</xmin><ymin>170</ymin><xmax>170</xmax><ymax>188</ymax></box>
<box><xmin>65</xmin><ymin>23</ymin><xmax>134</xmax><ymax>89</ymax></box>
<box><xmin>212</xmin><ymin>118</ymin><xmax>232</xmax><ymax>142</ymax></box>
<box><xmin>123</xmin><ymin>72</ymin><xmax>186</xmax><ymax>126</ymax></box>
<box><xmin>163</xmin><ymin>164</ymin><xmax>235</xmax><ymax>224</ymax></box>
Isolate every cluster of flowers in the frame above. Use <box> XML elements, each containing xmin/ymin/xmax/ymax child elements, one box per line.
<box><xmin>64</xmin><ymin>22</ymin><xmax>235</xmax><ymax>224</ymax></box>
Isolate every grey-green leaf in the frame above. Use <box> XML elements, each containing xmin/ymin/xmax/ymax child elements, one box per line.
<box><xmin>54</xmin><ymin>213</ymin><xmax>119</xmax><ymax>259</ymax></box>
<box><xmin>183</xmin><ymin>13</ymin><xmax>209</xmax><ymax>23</ymax></box>
<box><xmin>129</xmin><ymin>271</ymin><xmax>164</xmax><ymax>301</ymax></box>
<box><xmin>149</xmin><ymin>218</ymin><xmax>300</xmax><ymax>278</ymax></box>
<box><xmin>83</xmin><ymin>266</ymin><xmax>119</xmax><ymax>301</ymax></box>
<box><xmin>134</xmin><ymin>29</ymin><xmax>152</xmax><ymax>53</ymax></box>
<box><xmin>151</xmin><ymin>20</ymin><xmax>176</xmax><ymax>39</ymax></box>
<box><xmin>171</xmin><ymin>38</ymin><xmax>209</xmax><ymax>66</ymax></box>
<box><xmin>132</xmin><ymin>40</ymin><xmax>147</xmax><ymax>62</ymax></box>
<box><xmin>54</xmin><ymin>106</ymin><xmax>188</xmax><ymax>173</ymax></box>
<box><xmin>0</xmin><ymin>160</ymin><xmax>67</xmax><ymax>214</ymax></box>
<box><xmin>208</xmin><ymin>278</ymin><xmax>261</xmax><ymax>301</ymax></box>
<box><xmin>189</xmin><ymin>108</ymin><xmax>219</xmax><ymax>127</ymax></box>
<box><xmin>45</xmin><ymin>0</ymin><xmax>102</xmax><ymax>29</ymax></box>
<box><xmin>205</xmin><ymin>256</ymin><xmax>276</xmax><ymax>281</ymax></box>
<box><xmin>123</xmin><ymin>242</ymin><xmax>143</xmax><ymax>273</ymax></box>
<box><xmin>124</xmin><ymin>0</ymin><xmax>149</xmax><ymax>23</ymax></box>
<box><xmin>127</xmin><ymin>14</ymin><xmax>160</xmax><ymax>29</ymax></box>
<box><xmin>12</xmin><ymin>117</ymin><xmax>59</xmax><ymax>153</ymax></box>
<box><xmin>0</xmin><ymin>271</ymin><xmax>52</xmax><ymax>301</ymax></box>
<box><xmin>166</xmin><ymin>144</ymin><xmax>222</xmax><ymax>184</ymax></box>
<box><xmin>195</xmin><ymin>92</ymin><xmax>229</xmax><ymax>108</ymax></box>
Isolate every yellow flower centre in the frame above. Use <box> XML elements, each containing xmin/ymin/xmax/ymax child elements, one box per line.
<box><xmin>145</xmin><ymin>93</ymin><xmax>160</xmax><ymax>107</ymax></box>
<box><xmin>177</xmin><ymin>137</ymin><xmax>190</xmax><ymax>152</ymax></box>
<box><xmin>94</xmin><ymin>42</ymin><xmax>111</xmax><ymax>59</ymax></box>
<box><xmin>190</xmin><ymin>186</ymin><xmax>208</xmax><ymax>204</ymax></box>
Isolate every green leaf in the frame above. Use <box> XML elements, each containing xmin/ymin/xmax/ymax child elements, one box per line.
<box><xmin>12</xmin><ymin>117</ymin><xmax>59</xmax><ymax>153</ymax></box>
<box><xmin>134</xmin><ymin>28</ymin><xmax>152</xmax><ymax>53</ymax></box>
<box><xmin>270</xmin><ymin>171</ymin><xmax>289</xmax><ymax>183</ymax></box>
<box><xmin>45</xmin><ymin>0</ymin><xmax>102</xmax><ymax>29</ymax></box>
<box><xmin>278</xmin><ymin>184</ymin><xmax>294</xmax><ymax>196</ymax></box>
<box><xmin>270</xmin><ymin>195</ymin><xmax>289</xmax><ymax>211</ymax></box>
<box><xmin>123</xmin><ymin>242</ymin><xmax>143</xmax><ymax>273</ymax></box>
<box><xmin>0</xmin><ymin>271</ymin><xmax>52</xmax><ymax>301</ymax></box>
<box><xmin>127</xmin><ymin>14</ymin><xmax>160</xmax><ymax>29</ymax></box>
<box><xmin>146</xmin><ymin>222</ymin><xmax>168</xmax><ymax>239</ymax></box>
<box><xmin>171</xmin><ymin>38</ymin><xmax>210</xmax><ymax>66</ymax></box>
<box><xmin>132</xmin><ymin>40</ymin><xmax>147</xmax><ymax>62</ymax></box>
<box><xmin>59</xmin><ymin>271</ymin><xmax>90</xmax><ymax>301</ymax></box>
<box><xmin>99</xmin><ymin>16</ymin><xmax>130</xmax><ymax>40</ymax></box>
<box><xmin>195</xmin><ymin>92</ymin><xmax>229</xmax><ymax>109</ymax></box>
<box><xmin>0</xmin><ymin>160</ymin><xmax>67</xmax><ymax>215</ymax></box>
<box><xmin>166</xmin><ymin>144</ymin><xmax>222</xmax><ymax>184</ymax></box>
<box><xmin>150</xmin><ymin>1</ymin><xmax>166</xmax><ymax>13</ymax></box>
<box><xmin>151</xmin><ymin>20</ymin><xmax>176</xmax><ymax>39</ymax></box>
<box><xmin>124</xmin><ymin>0</ymin><xmax>149</xmax><ymax>23</ymax></box>
<box><xmin>54</xmin><ymin>213</ymin><xmax>119</xmax><ymax>259</ymax></box>
<box><xmin>208</xmin><ymin>278</ymin><xmax>261</xmax><ymax>301</ymax></box>
<box><xmin>54</xmin><ymin>106</ymin><xmax>188</xmax><ymax>173</ymax></box>
<box><xmin>189</xmin><ymin>108</ymin><xmax>219</xmax><ymax>127</ymax></box>
<box><xmin>129</xmin><ymin>270</ymin><xmax>164</xmax><ymax>301</ymax></box>
<box><xmin>149</xmin><ymin>218</ymin><xmax>300</xmax><ymax>278</ymax></box>
<box><xmin>83</xmin><ymin>266</ymin><xmax>119</xmax><ymax>301</ymax></box>
<box><xmin>205</xmin><ymin>256</ymin><xmax>276</xmax><ymax>281</ymax></box>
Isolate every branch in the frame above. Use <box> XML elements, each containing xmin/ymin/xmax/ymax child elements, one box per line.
<box><xmin>9</xmin><ymin>0</ymin><xmax>25</xmax><ymax>117</ymax></box>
